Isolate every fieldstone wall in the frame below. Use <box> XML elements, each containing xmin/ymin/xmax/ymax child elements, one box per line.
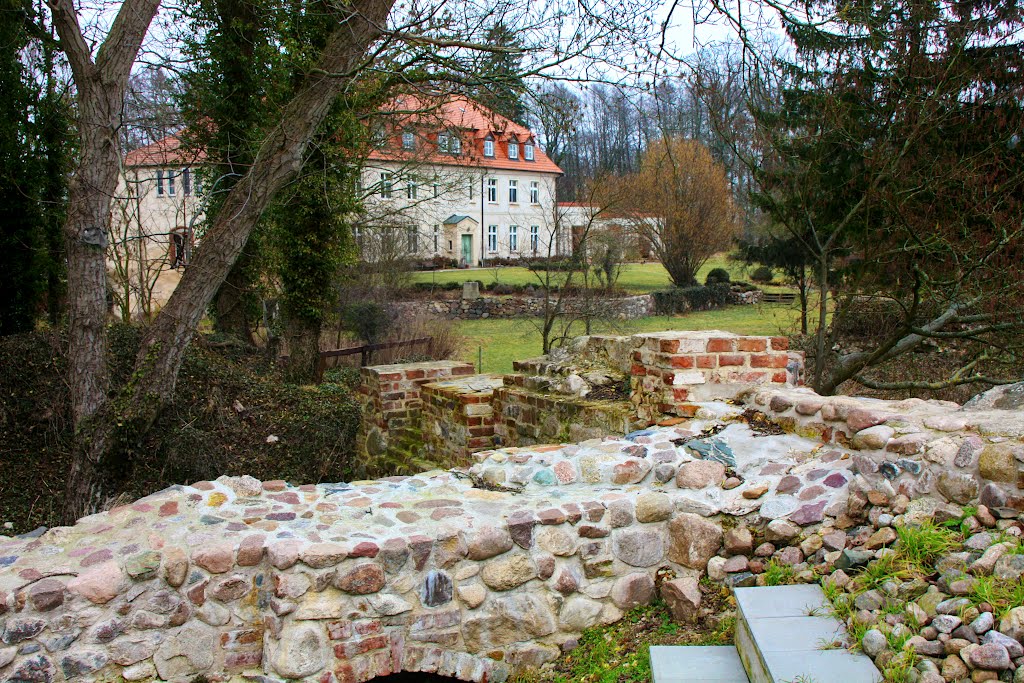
<box><xmin>390</xmin><ymin>294</ymin><xmax>657</xmax><ymax>321</ymax></box>
<box><xmin>739</xmin><ymin>384</ymin><xmax>1024</xmax><ymax>513</ymax></box>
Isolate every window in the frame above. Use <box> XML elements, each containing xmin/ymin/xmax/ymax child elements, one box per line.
<box><xmin>433</xmin><ymin>181</ymin><xmax>440</xmax><ymax>198</ymax></box>
<box><xmin>169</xmin><ymin>228</ymin><xmax>190</xmax><ymax>268</ymax></box>
<box><xmin>487</xmin><ymin>225</ymin><xmax>498</xmax><ymax>252</ymax></box>
<box><xmin>354</xmin><ymin>226</ymin><xmax>363</xmax><ymax>248</ymax></box>
<box><xmin>194</xmin><ymin>173</ymin><xmax>203</xmax><ymax>196</ymax></box>
<box><xmin>508</xmin><ymin>142</ymin><xmax>519</xmax><ymax>160</ymax></box>
<box><xmin>407</xmin><ymin>182</ymin><xmax>417</xmax><ymax>199</ymax></box>
<box><xmin>484</xmin><ymin>137</ymin><xmax>495</xmax><ymax>157</ymax></box>
<box><xmin>167</xmin><ymin>171</ymin><xmax>176</xmax><ymax>197</ymax></box>
<box><xmin>433</xmin><ymin>225</ymin><xmax>440</xmax><ymax>253</ymax></box>
<box><xmin>524</xmin><ymin>143</ymin><xmax>535</xmax><ymax>161</ymax></box>
<box><xmin>509</xmin><ymin>225</ymin><xmax>518</xmax><ymax>252</ymax></box>
<box><xmin>438</xmin><ymin>132</ymin><xmax>461</xmax><ymax>155</ymax></box>
<box><xmin>407</xmin><ymin>226</ymin><xmax>418</xmax><ymax>253</ymax></box>
<box><xmin>402</xmin><ymin>131</ymin><xmax>415</xmax><ymax>150</ymax></box>
<box><xmin>487</xmin><ymin>178</ymin><xmax>497</xmax><ymax>203</ymax></box>
<box><xmin>530</xmin><ymin>181</ymin><xmax>539</xmax><ymax>204</ymax></box>
<box><xmin>508</xmin><ymin>179</ymin><xmax>518</xmax><ymax>203</ymax></box>
<box><xmin>183</xmin><ymin>168</ymin><xmax>192</xmax><ymax>196</ymax></box>
<box><xmin>380</xmin><ymin>172</ymin><xmax>392</xmax><ymax>198</ymax></box>
<box><xmin>530</xmin><ymin>225</ymin><xmax>539</xmax><ymax>253</ymax></box>
<box><xmin>468</xmin><ymin>178</ymin><xmax>474</xmax><ymax>200</ymax></box>
<box><xmin>156</xmin><ymin>170</ymin><xmax>164</xmax><ymax>196</ymax></box>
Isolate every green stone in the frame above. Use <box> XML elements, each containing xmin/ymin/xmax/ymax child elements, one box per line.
<box><xmin>125</xmin><ymin>550</ymin><xmax>162</xmax><ymax>579</ymax></box>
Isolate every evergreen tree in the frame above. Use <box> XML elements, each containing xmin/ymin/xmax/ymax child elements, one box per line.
<box><xmin>0</xmin><ymin>0</ymin><xmax>69</xmax><ymax>334</ymax></box>
<box><xmin>473</xmin><ymin>22</ymin><xmax>527</xmax><ymax>123</ymax></box>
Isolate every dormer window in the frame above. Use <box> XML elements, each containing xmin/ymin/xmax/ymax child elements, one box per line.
<box><xmin>508</xmin><ymin>142</ymin><xmax>519</xmax><ymax>160</ymax></box>
<box><xmin>524</xmin><ymin>143</ymin><xmax>535</xmax><ymax>161</ymax></box>
<box><xmin>484</xmin><ymin>137</ymin><xmax>495</xmax><ymax>157</ymax></box>
<box><xmin>438</xmin><ymin>132</ymin><xmax>461</xmax><ymax>156</ymax></box>
<box><xmin>402</xmin><ymin>131</ymin><xmax>415</xmax><ymax>150</ymax></box>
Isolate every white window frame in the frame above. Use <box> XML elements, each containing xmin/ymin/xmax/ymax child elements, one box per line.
<box><xmin>433</xmin><ymin>182</ymin><xmax>440</xmax><ymax>198</ymax></box>
<box><xmin>530</xmin><ymin>225</ymin><xmax>539</xmax><ymax>253</ymax></box>
<box><xmin>484</xmin><ymin>138</ymin><xmax>495</xmax><ymax>157</ymax></box>
<box><xmin>508</xmin><ymin>179</ymin><xmax>518</xmax><ymax>204</ymax></box>
<box><xmin>407</xmin><ymin>225</ymin><xmax>418</xmax><ymax>253</ymax></box>
<box><xmin>407</xmin><ymin>182</ymin><xmax>417</xmax><ymax>199</ymax></box>
<box><xmin>530</xmin><ymin>181</ymin><xmax>539</xmax><ymax>204</ymax></box>
<box><xmin>524</xmin><ymin>143</ymin><xmax>535</xmax><ymax>161</ymax></box>
<box><xmin>508</xmin><ymin>142</ymin><xmax>519</xmax><ymax>159</ymax></box>
<box><xmin>509</xmin><ymin>225</ymin><xmax>518</xmax><ymax>252</ymax></box>
<box><xmin>380</xmin><ymin>172</ymin><xmax>393</xmax><ymax>199</ymax></box>
<box><xmin>433</xmin><ymin>225</ymin><xmax>440</xmax><ymax>253</ymax></box>
<box><xmin>167</xmin><ymin>170</ymin><xmax>176</xmax><ymax>197</ymax></box>
<box><xmin>182</xmin><ymin>168</ymin><xmax>192</xmax><ymax>196</ymax></box>
<box><xmin>402</xmin><ymin>131</ymin><xmax>415</xmax><ymax>150</ymax></box>
<box><xmin>156</xmin><ymin>170</ymin><xmax>164</xmax><ymax>196</ymax></box>
<box><xmin>487</xmin><ymin>225</ymin><xmax>498</xmax><ymax>252</ymax></box>
<box><xmin>487</xmin><ymin>178</ymin><xmax>497</xmax><ymax>203</ymax></box>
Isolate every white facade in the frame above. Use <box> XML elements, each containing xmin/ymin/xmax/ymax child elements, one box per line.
<box><xmin>358</xmin><ymin>161</ymin><xmax>563</xmax><ymax>266</ymax></box>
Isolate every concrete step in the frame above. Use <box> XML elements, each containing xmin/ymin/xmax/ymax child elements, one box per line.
<box><xmin>733</xmin><ymin>584</ymin><xmax>882</xmax><ymax>683</ymax></box>
<box><xmin>650</xmin><ymin>645</ymin><xmax>750</xmax><ymax>683</ymax></box>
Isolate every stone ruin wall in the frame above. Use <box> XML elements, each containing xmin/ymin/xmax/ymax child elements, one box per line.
<box><xmin>0</xmin><ymin>332</ymin><xmax>1021</xmax><ymax>683</ymax></box>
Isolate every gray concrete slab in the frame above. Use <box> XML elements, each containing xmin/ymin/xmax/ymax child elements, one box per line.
<box><xmin>734</xmin><ymin>585</ymin><xmax>830</xmax><ymax>619</ymax></box>
<box><xmin>650</xmin><ymin>646</ymin><xmax>750</xmax><ymax>683</ymax></box>
<box><xmin>745</xmin><ymin>615</ymin><xmax>847</xmax><ymax>653</ymax></box>
<box><xmin>761</xmin><ymin>649</ymin><xmax>883</xmax><ymax>683</ymax></box>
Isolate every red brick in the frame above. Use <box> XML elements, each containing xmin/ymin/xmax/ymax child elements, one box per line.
<box><xmin>737</xmin><ymin>371</ymin><xmax>768</xmax><ymax>382</ymax></box>
<box><xmin>737</xmin><ymin>338</ymin><xmax>767</xmax><ymax>352</ymax></box>
<box><xmin>676</xmin><ymin>404</ymin><xmax>699</xmax><ymax>418</ymax></box>
<box><xmin>355</xmin><ymin>620</ymin><xmax>383</xmax><ymax>635</ymax></box>
<box><xmin>718</xmin><ymin>354</ymin><xmax>744</xmax><ymax>366</ymax></box>
<box><xmin>632</xmin><ymin>351</ymin><xmax>642</xmax><ymax>361</ymax></box>
<box><xmin>696</xmin><ymin>354</ymin><xmax>717</xmax><ymax>369</ymax></box>
<box><xmin>405</xmin><ymin>370</ymin><xmax>425</xmax><ymax>380</ymax></box>
<box><xmin>328</xmin><ymin>620</ymin><xmax>353</xmax><ymax>640</ymax></box>
<box><xmin>771</xmin><ymin>355</ymin><xmax>789</xmax><ymax>368</ymax></box>
<box><xmin>750</xmin><ymin>354</ymin><xmax>772</xmax><ymax>368</ymax></box>
<box><xmin>670</xmin><ymin>355</ymin><xmax>694</xmax><ymax>368</ymax></box>
<box><xmin>631</xmin><ymin>364</ymin><xmax>647</xmax><ymax>376</ymax></box>
<box><xmin>672</xmin><ymin>387</ymin><xmax>689</xmax><ymax>401</ymax></box>
<box><xmin>660</xmin><ymin>339</ymin><xmax>680</xmax><ymax>353</ymax></box>
<box><xmin>378</xmin><ymin>372</ymin><xmax>402</xmax><ymax>381</ymax></box>
<box><xmin>771</xmin><ymin>336</ymin><xmax>790</xmax><ymax>350</ymax></box>
<box><xmin>466</xmin><ymin>416</ymin><xmax>482</xmax><ymax>427</ymax></box>
<box><xmin>708</xmin><ymin>338</ymin><xmax>735</xmax><ymax>352</ymax></box>
<box><xmin>772</xmin><ymin>371</ymin><xmax>789</xmax><ymax>383</ymax></box>
<box><xmin>452</xmin><ymin>365</ymin><xmax>475</xmax><ymax>375</ymax></box>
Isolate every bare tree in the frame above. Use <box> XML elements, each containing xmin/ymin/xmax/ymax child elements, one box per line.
<box><xmin>52</xmin><ymin>0</ymin><xmax>661</xmax><ymax>521</ymax></box>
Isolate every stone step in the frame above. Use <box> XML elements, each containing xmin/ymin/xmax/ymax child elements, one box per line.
<box><xmin>733</xmin><ymin>584</ymin><xmax>882</xmax><ymax>683</ymax></box>
<box><xmin>650</xmin><ymin>645</ymin><xmax>750</xmax><ymax>682</ymax></box>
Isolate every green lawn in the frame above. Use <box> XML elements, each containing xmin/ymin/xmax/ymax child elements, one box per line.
<box><xmin>455</xmin><ymin>301</ymin><xmax>810</xmax><ymax>374</ymax></box>
<box><xmin>411</xmin><ymin>256</ymin><xmax>764</xmax><ymax>295</ymax></box>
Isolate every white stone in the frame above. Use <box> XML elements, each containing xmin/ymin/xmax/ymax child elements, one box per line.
<box><xmin>122</xmin><ymin>661</ymin><xmax>158</xmax><ymax>682</ymax></box>
<box><xmin>269</xmin><ymin>624</ymin><xmax>328</xmax><ymax>679</ymax></box>
<box><xmin>153</xmin><ymin>622</ymin><xmax>216</xmax><ymax>680</ymax></box>
<box><xmin>559</xmin><ymin>595</ymin><xmax>604</xmax><ymax>631</ymax></box>
<box><xmin>369</xmin><ymin>593</ymin><xmax>413</xmax><ymax>616</ymax></box>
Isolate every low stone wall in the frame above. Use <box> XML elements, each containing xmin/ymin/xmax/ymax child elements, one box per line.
<box><xmin>740</xmin><ymin>384</ymin><xmax>1024</xmax><ymax>512</ymax></box>
<box><xmin>391</xmin><ymin>294</ymin><xmax>656</xmax><ymax>321</ymax></box>
<box><xmin>422</xmin><ymin>375</ymin><xmax>505</xmax><ymax>464</ymax></box>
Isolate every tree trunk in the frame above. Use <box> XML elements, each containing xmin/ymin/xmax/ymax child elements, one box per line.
<box><xmin>61</xmin><ymin>0</ymin><xmax>395</xmax><ymax>524</ymax></box>
<box><xmin>212</xmin><ymin>248</ymin><xmax>257</xmax><ymax>344</ymax></box>
<box><xmin>285</xmin><ymin>317</ymin><xmax>322</xmax><ymax>384</ymax></box>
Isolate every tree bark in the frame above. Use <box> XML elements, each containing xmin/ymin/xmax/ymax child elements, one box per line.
<box><xmin>212</xmin><ymin>248</ymin><xmax>258</xmax><ymax>344</ymax></box>
<box><xmin>61</xmin><ymin>0</ymin><xmax>395</xmax><ymax>523</ymax></box>
<box><xmin>284</xmin><ymin>318</ymin><xmax>322</xmax><ymax>384</ymax></box>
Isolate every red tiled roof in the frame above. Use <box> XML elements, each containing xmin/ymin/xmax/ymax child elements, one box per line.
<box><xmin>367</xmin><ymin>95</ymin><xmax>562</xmax><ymax>175</ymax></box>
<box><xmin>123</xmin><ymin>95</ymin><xmax>562</xmax><ymax>176</ymax></box>
<box><xmin>123</xmin><ymin>134</ymin><xmax>206</xmax><ymax>167</ymax></box>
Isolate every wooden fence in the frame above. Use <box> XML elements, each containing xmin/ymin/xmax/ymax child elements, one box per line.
<box><xmin>315</xmin><ymin>336</ymin><xmax>433</xmax><ymax>382</ymax></box>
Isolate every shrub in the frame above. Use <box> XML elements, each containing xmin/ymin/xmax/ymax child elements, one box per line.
<box><xmin>652</xmin><ymin>284</ymin><xmax>732</xmax><ymax>315</ymax></box>
<box><xmin>705</xmin><ymin>267</ymin><xmax>731</xmax><ymax>285</ymax></box>
<box><xmin>341</xmin><ymin>301</ymin><xmax>392</xmax><ymax>344</ymax></box>
<box><xmin>0</xmin><ymin>326</ymin><xmax>362</xmax><ymax>534</ymax></box>
<box><xmin>750</xmin><ymin>266</ymin><xmax>774</xmax><ymax>283</ymax></box>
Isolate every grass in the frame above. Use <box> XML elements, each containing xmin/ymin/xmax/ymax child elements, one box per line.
<box><xmin>456</xmin><ymin>302</ymin><xmax>809</xmax><ymax>374</ymax></box>
<box><xmin>763</xmin><ymin>559</ymin><xmax>798</xmax><ymax>586</ymax></box>
<box><xmin>512</xmin><ymin>595</ymin><xmax>735</xmax><ymax>683</ymax></box>
<box><xmin>411</xmin><ymin>256</ymin><xmax>785</xmax><ymax>295</ymax></box>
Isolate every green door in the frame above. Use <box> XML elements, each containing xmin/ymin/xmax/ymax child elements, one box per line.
<box><xmin>461</xmin><ymin>234</ymin><xmax>472</xmax><ymax>266</ymax></box>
